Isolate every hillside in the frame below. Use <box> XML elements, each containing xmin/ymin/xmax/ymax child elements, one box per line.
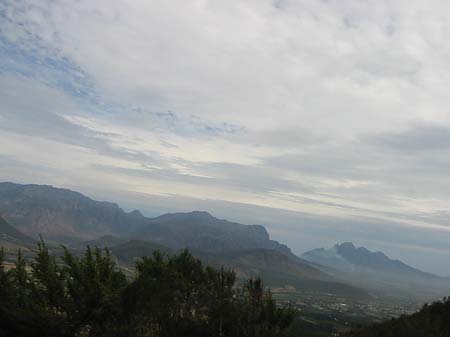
<box><xmin>344</xmin><ymin>297</ymin><xmax>450</xmax><ymax>337</ymax></box>
<box><xmin>0</xmin><ymin>215</ymin><xmax>35</xmax><ymax>247</ymax></box>
<box><xmin>196</xmin><ymin>248</ymin><xmax>370</xmax><ymax>300</ymax></box>
<box><xmin>110</xmin><ymin>239</ymin><xmax>173</xmax><ymax>263</ymax></box>
<box><xmin>0</xmin><ymin>182</ymin><xmax>147</xmax><ymax>240</ymax></box>
<box><xmin>0</xmin><ymin>245</ymin><xmax>297</xmax><ymax>337</ymax></box>
<box><xmin>102</xmin><ymin>239</ymin><xmax>369</xmax><ymax>300</ymax></box>
<box><xmin>83</xmin><ymin>235</ymin><xmax>128</xmax><ymax>248</ymax></box>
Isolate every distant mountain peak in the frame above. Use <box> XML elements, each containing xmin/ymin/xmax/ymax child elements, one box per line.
<box><xmin>304</xmin><ymin>242</ymin><xmax>437</xmax><ymax>279</ymax></box>
<box><xmin>128</xmin><ymin>209</ymin><xmax>144</xmax><ymax>218</ymax></box>
<box><xmin>334</xmin><ymin>243</ymin><xmax>394</xmax><ymax>265</ymax></box>
<box><xmin>334</xmin><ymin>242</ymin><xmax>356</xmax><ymax>252</ymax></box>
<box><xmin>302</xmin><ymin>241</ymin><xmax>450</xmax><ymax>301</ymax></box>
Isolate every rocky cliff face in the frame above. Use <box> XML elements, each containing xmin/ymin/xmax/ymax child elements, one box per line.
<box><xmin>133</xmin><ymin>211</ymin><xmax>294</xmax><ymax>255</ymax></box>
<box><xmin>0</xmin><ymin>182</ymin><xmax>146</xmax><ymax>240</ymax></box>
<box><xmin>0</xmin><ymin>183</ymin><xmax>294</xmax><ymax>257</ymax></box>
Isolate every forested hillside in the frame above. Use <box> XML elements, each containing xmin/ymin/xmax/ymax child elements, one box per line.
<box><xmin>0</xmin><ymin>240</ymin><xmax>296</xmax><ymax>337</ymax></box>
<box><xmin>344</xmin><ymin>297</ymin><xmax>450</xmax><ymax>337</ymax></box>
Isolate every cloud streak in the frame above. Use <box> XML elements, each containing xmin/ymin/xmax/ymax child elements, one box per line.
<box><xmin>1</xmin><ymin>0</ymin><xmax>450</xmax><ymax>274</ymax></box>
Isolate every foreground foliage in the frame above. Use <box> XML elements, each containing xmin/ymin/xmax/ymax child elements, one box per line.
<box><xmin>0</xmin><ymin>241</ymin><xmax>296</xmax><ymax>337</ymax></box>
<box><xmin>344</xmin><ymin>296</ymin><xmax>450</xmax><ymax>337</ymax></box>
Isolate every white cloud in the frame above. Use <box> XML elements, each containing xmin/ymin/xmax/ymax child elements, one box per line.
<box><xmin>2</xmin><ymin>0</ymin><xmax>450</xmax><ymax>273</ymax></box>
<box><xmin>4</xmin><ymin>0</ymin><xmax>450</xmax><ymax>133</ymax></box>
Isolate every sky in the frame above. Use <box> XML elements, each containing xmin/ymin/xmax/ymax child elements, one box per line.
<box><xmin>1</xmin><ymin>0</ymin><xmax>450</xmax><ymax>275</ymax></box>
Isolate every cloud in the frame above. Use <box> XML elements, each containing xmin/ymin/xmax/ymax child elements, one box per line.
<box><xmin>2</xmin><ymin>0</ymin><xmax>450</xmax><ymax>274</ymax></box>
<box><xmin>4</xmin><ymin>0</ymin><xmax>450</xmax><ymax>131</ymax></box>
<box><xmin>368</xmin><ymin>125</ymin><xmax>450</xmax><ymax>152</ymax></box>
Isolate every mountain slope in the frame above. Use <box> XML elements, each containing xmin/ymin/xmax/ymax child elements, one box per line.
<box><xmin>0</xmin><ymin>182</ymin><xmax>147</xmax><ymax>240</ymax></box>
<box><xmin>105</xmin><ymin>239</ymin><xmax>368</xmax><ymax>300</ymax></box>
<box><xmin>110</xmin><ymin>239</ymin><xmax>173</xmax><ymax>264</ymax></box>
<box><xmin>345</xmin><ymin>296</ymin><xmax>450</xmax><ymax>337</ymax></box>
<box><xmin>83</xmin><ymin>235</ymin><xmax>128</xmax><ymax>248</ymax></box>
<box><xmin>0</xmin><ymin>215</ymin><xmax>35</xmax><ymax>246</ymax></box>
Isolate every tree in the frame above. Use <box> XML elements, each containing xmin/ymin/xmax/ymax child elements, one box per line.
<box><xmin>61</xmin><ymin>245</ymin><xmax>126</xmax><ymax>337</ymax></box>
<box><xmin>344</xmin><ymin>296</ymin><xmax>450</xmax><ymax>337</ymax></box>
<box><xmin>236</xmin><ymin>277</ymin><xmax>297</xmax><ymax>337</ymax></box>
<box><xmin>0</xmin><ymin>242</ymin><xmax>296</xmax><ymax>337</ymax></box>
<box><xmin>29</xmin><ymin>238</ymin><xmax>69</xmax><ymax>336</ymax></box>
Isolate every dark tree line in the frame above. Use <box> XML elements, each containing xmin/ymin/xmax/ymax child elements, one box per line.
<box><xmin>0</xmin><ymin>240</ymin><xmax>296</xmax><ymax>337</ymax></box>
<box><xmin>343</xmin><ymin>296</ymin><xmax>450</xmax><ymax>337</ymax></box>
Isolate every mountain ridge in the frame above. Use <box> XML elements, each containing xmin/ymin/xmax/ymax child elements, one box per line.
<box><xmin>0</xmin><ymin>182</ymin><xmax>296</xmax><ymax>258</ymax></box>
<box><xmin>0</xmin><ymin>182</ymin><xmax>147</xmax><ymax>240</ymax></box>
<box><xmin>134</xmin><ymin>210</ymin><xmax>296</xmax><ymax>257</ymax></box>
<box><xmin>0</xmin><ymin>182</ymin><xmax>375</xmax><ymax>301</ymax></box>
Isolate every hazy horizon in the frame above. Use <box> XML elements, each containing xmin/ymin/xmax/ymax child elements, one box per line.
<box><xmin>2</xmin><ymin>1</ymin><xmax>450</xmax><ymax>276</ymax></box>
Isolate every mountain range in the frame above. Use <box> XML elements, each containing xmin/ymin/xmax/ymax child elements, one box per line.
<box><xmin>1</xmin><ymin>182</ymin><xmax>356</xmax><ymax>297</ymax></box>
<box><xmin>0</xmin><ymin>181</ymin><xmax>448</xmax><ymax>302</ymax></box>
<box><xmin>0</xmin><ymin>182</ymin><xmax>292</xmax><ymax>256</ymax></box>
